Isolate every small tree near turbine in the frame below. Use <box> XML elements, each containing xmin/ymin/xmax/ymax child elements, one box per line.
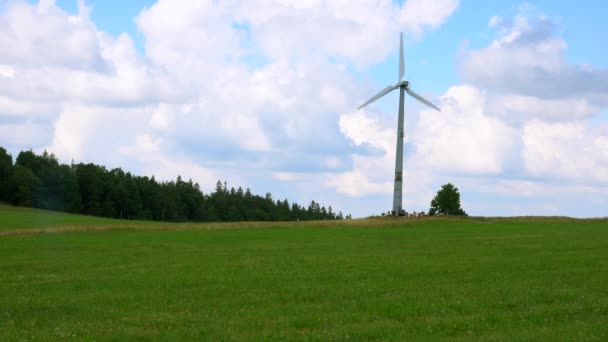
<box><xmin>428</xmin><ymin>183</ymin><xmax>467</xmax><ymax>216</ymax></box>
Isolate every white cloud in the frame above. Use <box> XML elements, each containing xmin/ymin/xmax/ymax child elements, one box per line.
<box><xmin>137</xmin><ymin>0</ymin><xmax>460</xmax><ymax>69</ymax></box>
<box><xmin>0</xmin><ymin>2</ymin><xmax>180</xmax><ymax>108</ymax></box>
<box><xmin>486</xmin><ymin>94</ymin><xmax>596</xmax><ymax>122</ymax></box>
<box><xmin>272</xmin><ymin>172</ymin><xmax>304</xmax><ymax>182</ymax></box>
<box><xmin>0</xmin><ymin>64</ymin><xmax>15</xmax><ymax>78</ymax></box>
<box><xmin>0</xmin><ymin>1</ymin><xmax>101</xmax><ymax>69</ymax></box>
<box><xmin>413</xmin><ymin>85</ymin><xmax>517</xmax><ymax>174</ymax></box>
<box><xmin>399</xmin><ymin>0</ymin><xmax>460</xmax><ymax>35</ymax></box>
<box><xmin>325</xmin><ymin>156</ymin><xmax>344</xmax><ymax>170</ymax></box>
<box><xmin>0</xmin><ymin>119</ymin><xmax>50</xmax><ymax>148</ymax></box>
<box><xmin>328</xmin><ymin>109</ymin><xmax>395</xmax><ymax>197</ymax></box>
<box><xmin>148</xmin><ymin>103</ymin><xmax>173</xmax><ymax>132</ymax></box>
<box><xmin>461</xmin><ymin>14</ymin><xmax>608</xmax><ymax>114</ymax></box>
<box><xmin>338</xmin><ymin>110</ymin><xmax>394</xmax><ymax>152</ymax></box>
<box><xmin>523</xmin><ymin>120</ymin><xmax>608</xmax><ymax>182</ymax></box>
<box><xmin>0</xmin><ymin>96</ymin><xmax>56</xmax><ymax>117</ymax></box>
<box><xmin>136</xmin><ymin>0</ymin><xmax>243</xmax><ymax>77</ymax></box>
<box><xmin>119</xmin><ymin>133</ymin><xmax>218</xmax><ymax>191</ymax></box>
<box><xmin>326</xmin><ymin>168</ymin><xmax>392</xmax><ymax>198</ymax></box>
<box><xmin>469</xmin><ymin>178</ymin><xmax>608</xmax><ymax>199</ymax></box>
<box><xmin>454</xmin><ymin>12</ymin><xmax>608</xmax><ymax>186</ymax></box>
<box><xmin>46</xmin><ymin>104</ymin><xmax>149</xmax><ymax>164</ymax></box>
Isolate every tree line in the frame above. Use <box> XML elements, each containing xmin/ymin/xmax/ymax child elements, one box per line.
<box><xmin>0</xmin><ymin>147</ymin><xmax>348</xmax><ymax>222</ymax></box>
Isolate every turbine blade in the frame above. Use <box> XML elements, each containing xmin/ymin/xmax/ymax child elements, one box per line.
<box><xmin>358</xmin><ymin>85</ymin><xmax>398</xmax><ymax>109</ymax></box>
<box><xmin>405</xmin><ymin>88</ymin><xmax>441</xmax><ymax>111</ymax></box>
<box><xmin>399</xmin><ymin>32</ymin><xmax>404</xmax><ymax>82</ymax></box>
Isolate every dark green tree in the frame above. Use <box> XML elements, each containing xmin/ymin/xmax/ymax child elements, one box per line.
<box><xmin>327</xmin><ymin>206</ymin><xmax>335</xmax><ymax>220</ymax></box>
<box><xmin>0</xmin><ymin>147</ymin><xmax>13</xmax><ymax>202</ymax></box>
<box><xmin>102</xmin><ymin>195</ymin><xmax>116</xmax><ymax>218</ymax></box>
<box><xmin>75</xmin><ymin>163</ymin><xmax>103</xmax><ymax>216</ymax></box>
<box><xmin>60</xmin><ymin>164</ymin><xmax>81</xmax><ymax>213</ymax></box>
<box><xmin>428</xmin><ymin>183</ymin><xmax>467</xmax><ymax>216</ymax></box>
<box><xmin>9</xmin><ymin>165</ymin><xmax>40</xmax><ymax>206</ymax></box>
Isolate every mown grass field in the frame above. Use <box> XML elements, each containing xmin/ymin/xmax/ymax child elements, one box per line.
<box><xmin>0</xmin><ymin>205</ymin><xmax>607</xmax><ymax>340</ymax></box>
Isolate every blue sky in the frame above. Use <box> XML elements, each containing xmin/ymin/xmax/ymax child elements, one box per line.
<box><xmin>3</xmin><ymin>0</ymin><xmax>608</xmax><ymax>217</ymax></box>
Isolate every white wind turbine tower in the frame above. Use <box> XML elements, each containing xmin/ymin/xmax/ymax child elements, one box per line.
<box><xmin>358</xmin><ymin>32</ymin><xmax>440</xmax><ymax>216</ymax></box>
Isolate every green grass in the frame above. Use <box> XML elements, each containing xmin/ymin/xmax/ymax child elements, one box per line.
<box><xmin>0</xmin><ymin>205</ymin><xmax>607</xmax><ymax>340</ymax></box>
<box><xmin>0</xmin><ymin>204</ymin><xmax>139</xmax><ymax>231</ymax></box>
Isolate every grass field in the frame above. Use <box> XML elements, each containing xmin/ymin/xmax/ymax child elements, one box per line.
<box><xmin>0</xmin><ymin>205</ymin><xmax>607</xmax><ymax>340</ymax></box>
<box><xmin>0</xmin><ymin>204</ymin><xmax>142</xmax><ymax>231</ymax></box>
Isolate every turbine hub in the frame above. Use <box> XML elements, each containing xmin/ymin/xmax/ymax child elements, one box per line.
<box><xmin>399</xmin><ymin>80</ymin><xmax>409</xmax><ymax>88</ymax></box>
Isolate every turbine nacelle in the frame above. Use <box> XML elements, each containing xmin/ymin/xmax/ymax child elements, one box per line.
<box><xmin>398</xmin><ymin>80</ymin><xmax>409</xmax><ymax>88</ymax></box>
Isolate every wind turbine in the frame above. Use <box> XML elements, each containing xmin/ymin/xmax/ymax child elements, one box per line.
<box><xmin>358</xmin><ymin>32</ymin><xmax>440</xmax><ymax>216</ymax></box>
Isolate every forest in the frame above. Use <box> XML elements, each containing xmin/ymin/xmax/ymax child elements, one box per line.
<box><xmin>0</xmin><ymin>147</ymin><xmax>347</xmax><ymax>222</ymax></box>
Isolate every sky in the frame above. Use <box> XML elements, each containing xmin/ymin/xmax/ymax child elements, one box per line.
<box><xmin>1</xmin><ymin>0</ymin><xmax>607</xmax><ymax>218</ymax></box>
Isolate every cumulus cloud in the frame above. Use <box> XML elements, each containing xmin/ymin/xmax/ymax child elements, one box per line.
<box><xmin>46</xmin><ymin>104</ymin><xmax>158</xmax><ymax>164</ymax></box>
<box><xmin>455</xmin><ymin>13</ymin><xmax>608</xmax><ymax>188</ymax></box>
<box><xmin>326</xmin><ymin>167</ymin><xmax>392</xmax><ymax>198</ymax></box>
<box><xmin>0</xmin><ymin>0</ymin><xmax>102</xmax><ymax>69</ymax></box>
<box><xmin>413</xmin><ymin>85</ymin><xmax>517</xmax><ymax>174</ymax></box>
<box><xmin>485</xmin><ymin>94</ymin><xmax>596</xmax><ymax>122</ymax></box>
<box><xmin>0</xmin><ymin>118</ymin><xmax>51</xmax><ymax>148</ymax></box>
<box><xmin>328</xmin><ymin>110</ymin><xmax>395</xmax><ymax>197</ymax></box>
<box><xmin>400</xmin><ymin>0</ymin><xmax>460</xmax><ymax>35</ymax></box>
<box><xmin>523</xmin><ymin>120</ymin><xmax>608</xmax><ymax>183</ymax></box>
<box><xmin>0</xmin><ymin>1</ymin><xmax>180</xmax><ymax>111</ymax></box>
<box><xmin>137</xmin><ymin>0</ymin><xmax>460</xmax><ymax>69</ymax></box>
<box><xmin>461</xmin><ymin>14</ymin><xmax>608</xmax><ymax>116</ymax></box>
<box><xmin>119</xmin><ymin>133</ymin><xmax>219</xmax><ymax>191</ymax></box>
